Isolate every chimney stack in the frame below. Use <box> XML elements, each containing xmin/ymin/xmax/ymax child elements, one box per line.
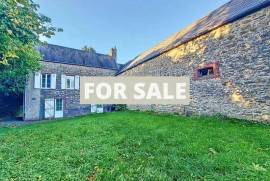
<box><xmin>109</xmin><ymin>46</ymin><xmax>117</xmax><ymax>61</ymax></box>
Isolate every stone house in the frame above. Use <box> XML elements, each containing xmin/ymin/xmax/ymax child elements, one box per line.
<box><xmin>117</xmin><ymin>0</ymin><xmax>270</xmax><ymax>122</ymax></box>
<box><xmin>24</xmin><ymin>44</ymin><xmax>118</xmax><ymax>121</ymax></box>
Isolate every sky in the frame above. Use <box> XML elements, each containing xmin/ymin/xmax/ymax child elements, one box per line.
<box><xmin>35</xmin><ymin>0</ymin><xmax>229</xmax><ymax>64</ymax></box>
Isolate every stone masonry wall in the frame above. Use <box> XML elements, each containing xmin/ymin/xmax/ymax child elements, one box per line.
<box><xmin>25</xmin><ymin>61</ymin><xmax>117</xmax><ymax>120</ymax></box>
<box><xmin>120</xmin><ymin>7</ymin><xmax>270</xmax><ymax>123</ymax></box>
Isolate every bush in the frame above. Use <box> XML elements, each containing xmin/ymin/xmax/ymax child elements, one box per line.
<box><xmin>0</xmin><ymin>93</ymin><xmax>22</xmax><ymax>117</ymax></box>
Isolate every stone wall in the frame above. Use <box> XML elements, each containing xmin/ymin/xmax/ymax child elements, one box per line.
<box><xmin>41</xmin><ymin>62</ymin><xmax>117</xmax><ymax>118</ymax></box>
<box><xmin>24</xmin><ymin>62</ymin><xmax>117</xmax><ymax>120</ymax></box>
<box><xmin>120</xmin><ymin>7</ymin><xmax>270</xmax><ymax>123</ymax></box>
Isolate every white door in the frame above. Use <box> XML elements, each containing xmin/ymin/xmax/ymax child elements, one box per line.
<box><xmin>97</xmin><ymin>105</ymin><xmax>104</xmax><ymax>113</ymax></box>
<box><xmin>91</xmin><ymin>104</ymin><xmax>97</xmax><ymax>113</ymax></box>
<box><xmin>45</xmin><ymin>99</ymin><xmax>55</xmax><ymax>119</ymax></box>
<box><xmin>55</xmin><ymin>99</ymin><xmax>63</xmax><ymax>118</ymax></box>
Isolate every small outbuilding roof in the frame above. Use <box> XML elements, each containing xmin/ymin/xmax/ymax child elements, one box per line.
<box><xmin>38</xmin><ymin>44</ymin><xmax>118</xmax><ymax>70</ymax></box>
<box><xmin>118</xmin><ymin>0</ymin><xmax>270</xmax><ymax>74</ymax></box>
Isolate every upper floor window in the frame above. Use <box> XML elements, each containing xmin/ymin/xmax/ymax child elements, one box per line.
<box><xmin>193</xmin><ymin>62</ymin><xmax>220</xmax><ymax>80</ymax></box>
<box><xmin>41</xmin><ymin>74</ymin><xmax>51</xmax><ymax>89</ymax></box>
<box><xmin>66</xmin><ymin>76</ymin><xmax>75</xmax><ymax>89</ymax></box>
<box><xmin>34</xmin><ymin>72</ymin><xmax>56</xmax><ymax>89</ymax></box>
<box><xmin>61</xmin><ymin>75</ymin><xmax>80</xmax><ymax>90</ymax></box>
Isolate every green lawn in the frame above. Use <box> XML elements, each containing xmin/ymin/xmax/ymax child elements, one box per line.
<box><xmin>0</xmin><ymin>112</ymin><xmax>269</xmax><ymax>180</ymax></box>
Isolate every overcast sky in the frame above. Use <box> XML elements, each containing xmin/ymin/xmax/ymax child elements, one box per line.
<box><xmin>36</xmin><ymin>0</ymin><xmax>229</xmax><ymax>64</ymax></box>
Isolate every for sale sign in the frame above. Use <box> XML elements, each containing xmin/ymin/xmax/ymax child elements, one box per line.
<box><xmin>80</xmin><ymin>77</ymin><xmax>190</xmax><ymax>105</ymax></box>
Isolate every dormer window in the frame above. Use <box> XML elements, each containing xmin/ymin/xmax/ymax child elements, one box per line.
<box><xmin>193</xmin><ymin>62</ymin><xmax>220</xmax><ymax>80</ymax></box>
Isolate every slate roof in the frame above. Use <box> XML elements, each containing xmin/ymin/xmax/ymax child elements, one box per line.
<box><xmin>117</xmin><ymin>63</ymin><xmax>125</xmax><ymax>70</ymax></box>
<box><xmin>38</xmin><ymin>44</ymin><xmax>118</xmax><ymax>70</ymax></box>
<box><xmin>118</xmin><ymin>0</ymin><xmax>270</xmax><ymax>74</ymax></box>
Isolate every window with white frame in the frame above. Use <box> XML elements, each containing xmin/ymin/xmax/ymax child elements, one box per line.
<box><xmin>66</xmin><ymin>76</ymin><xmax>75</xmax><ymax>89</ymax></box>
<box><xmin>41</xmin><ymin>74</ymin><xmax>51</xmax><ymax>89</ymax></box>
<box><xmin>55</xmin><ymin>99</ymin><xmax>63</xmax><ymax>111</ymax></box>
<box><xmin>97</xmin><ymin>104</ymin><xmax>103</xmax><ymax>108</ymax></box>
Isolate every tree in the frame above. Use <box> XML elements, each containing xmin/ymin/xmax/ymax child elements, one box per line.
<box><xmin>0</xmin><ymin>0</ymin><xmax>62</xmax><ymax>95</ymax></box>
<box><xmin>82</xmin><ymin>46</ymin><xmax>96</xmax><ymax>53</ymax></box>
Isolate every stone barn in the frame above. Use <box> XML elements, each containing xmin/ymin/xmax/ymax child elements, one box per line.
<box><xmin>117</xmin><ymin>0</ymin><xmax>270</xmax><ymax>122</ymax></box>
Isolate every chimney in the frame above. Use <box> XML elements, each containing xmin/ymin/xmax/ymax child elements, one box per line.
<box><xmin>109</xmin><ymin>46</ymin><xmax>117</xmax><ymax>61</ymax></box>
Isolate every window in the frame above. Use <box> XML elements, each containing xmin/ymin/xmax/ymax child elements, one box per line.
<box><xmin>55</xmin><ymin>99</ymin><xmax>63</xmax><ymax>111</ymax></box>
<box><xmin>97</xmin><ymin>104</ymin><xmax>103</xmax><ymax>108</ymax></box>
<box><xmin>193</xmin><ymin>62</ymin><xmax>220</xmax><ymax>80</ymax></box>
<box><xmin>198</xmin><ymin>67</ymin><xmax>214</xmax><ymax>77</ymax></box>
<box><xmin>66</xmin><ymin>76</ymin><xmax>75</xmax><ymax>89</ymax></box>
<box><xmin>41</xmin><ymin>74</ymin><xmax>51</xmax><ymax>88</ymax></box>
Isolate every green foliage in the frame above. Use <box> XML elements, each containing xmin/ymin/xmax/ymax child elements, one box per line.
<box><xmin>82</xmin><ymin>45</ymin><xmax>96</xmax><ymax>53</ymax></box>
<box><xmin>0</xmin><ymin>45</ymin><xmax>41</xmax><ymax>95</ymax></box>
<box><xmin>0</xmin><ymin>0</ymin><xmax>62</xmax><ymax>95</ymax></box>
<box><xmin>0</xmin><ymin>93</ymin><xmax>22</xmax><ymax>116</ymax></box>
<box><xmin>0</xmin><ymin>112</ymin><xmax>269</xmax><ymax>180</ymax></box>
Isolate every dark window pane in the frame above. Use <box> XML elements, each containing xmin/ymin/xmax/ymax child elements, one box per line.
<box><xmin>67</xmin><ymin>79</ymin><xmax>70</xmax><ymax>88</ymax></box>
<box><xmin>56</xmin><ymin>99</ymin><xmax>62</xmax><ymax>111</ymax></box>
<box><xmin>199</xmin><ymin>69</ymin><xmax>208</xmax><ymax>76</ymax></box>
<box><xmin>47</xmin><ymin>74</ymin><xmax>51</xmax><ymax>88</ymax></box>
<box><xmin>198</xmin><ymin>67</ymin><xmax>214</xmax><ymax>77</ymax></box>
<box><xmin>42</xmin><ymin>74</ymin><xmax>46</xmax><ymax>88</ymax></box>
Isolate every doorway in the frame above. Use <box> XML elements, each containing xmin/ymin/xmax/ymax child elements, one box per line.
<box><xmin>45</xmin><ymin>99</ymin><xmax>54</xmax><ymax>119</ymax></box>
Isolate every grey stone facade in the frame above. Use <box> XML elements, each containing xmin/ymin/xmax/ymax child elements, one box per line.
<box><xmin>24</xmin><ymin>48</ymin><xmax>118</xmax><ymax>121</ymax></box>
<box><xmin>40</xmin><ymin>62</ymin><xmax>116</xmax><ymax>119</ymax></box>
<box><xmin>119</xmin><ymin>7</ymin><xmax>270</xmax><ymax>123</ymax></box>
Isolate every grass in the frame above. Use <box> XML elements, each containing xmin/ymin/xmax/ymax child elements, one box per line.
<box><xmin>0</xmin><ymin>112</ymin><xmax>269</xmax><ymax>180</ymax></box>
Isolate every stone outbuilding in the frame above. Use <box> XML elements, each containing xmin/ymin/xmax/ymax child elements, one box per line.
<box><xmin>117</xmin><ymin>0</ymin><xmax>270</xmax><ymax>122</ymax></box>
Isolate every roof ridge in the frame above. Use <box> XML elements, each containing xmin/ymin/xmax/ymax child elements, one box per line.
<box><xmin>44</xmin><ymin>43</ymin><xmax>110</xmax><ymax>57</ymax></box>
<box><xmin>39</xmin><ymin>44</ymin><xmax>118</xmax><ymax>70</ymax></box>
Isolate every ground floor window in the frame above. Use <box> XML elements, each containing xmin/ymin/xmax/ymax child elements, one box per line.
<box><xmin>45</xmin><ymin>98</ymin><xmax>64</xmax><ymax>119</ymax></box>
<box><xmin>55</xmin><ymin>99</ymin><xmax>63</xmax><ymax>111</ymax></box>
<box><xmin>91</xmin><ymin>104</ymin><xmax>104</xmax><ymax>113</ymax></box>
<box><xmin>54</xmin><ymin>98</ymin><xmax>64</xmax><ymax>118</ymax></box>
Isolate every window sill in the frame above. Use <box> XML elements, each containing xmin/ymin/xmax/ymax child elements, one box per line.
<box><xmin>41</xmin><ymin>88</ymin><xmax>54</xmax><ymax>90</ymax></box>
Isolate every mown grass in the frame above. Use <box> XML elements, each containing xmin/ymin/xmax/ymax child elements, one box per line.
<box><xmin>0</xmin><ymin>112</ymin><xmax>269</xmax><ymax>180</ymax></box>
